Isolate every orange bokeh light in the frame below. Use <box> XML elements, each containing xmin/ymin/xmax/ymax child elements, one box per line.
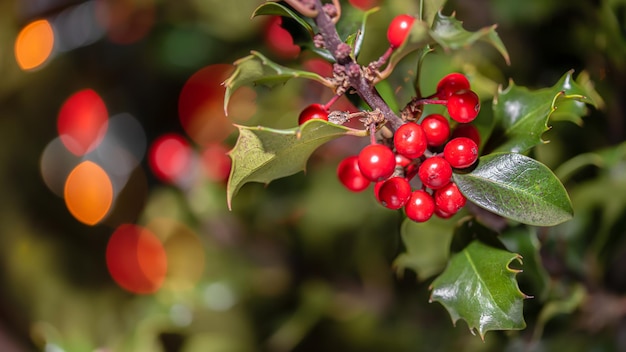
<box><xmin>58</xmin><ymin>89</ymin><xmax>109</xmax><ymax>156</ymax></box>
<box><xmin>148</xmin><ymin>133</ymin><xmax>192</xmax><ymax>184</ymax></box>
<box><xmin>106</xmin><ymin>224</ymin><xmax>167</xmax><ymax>294</ymax></box>
<box><xmin>64</xmin><ymin>161</ymin><xmax>113</xmax><ymax>225</ymax></box>
<box><xmin>15</xmin><ymin>19</ymin><xmax>54</xmax><ymax>71</ymax></box>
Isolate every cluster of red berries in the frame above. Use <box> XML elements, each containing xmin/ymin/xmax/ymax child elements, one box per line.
<box><xmin>337</xmin><ymin>73</ymin><xmax>481</xmax><ymax>222</ymax></box>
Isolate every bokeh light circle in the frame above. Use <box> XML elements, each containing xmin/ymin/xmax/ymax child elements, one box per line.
<box><xmin>15</xmin><ymin>19</ymin><xmax>54</xmax><ymax>71</ymax></box>
<box><xmin>64</xmin><ymin>161</ymin><xmax>113</xmax><ymax>225</ymax></box>
<box><xmin>201</xmin><ymin>143</ymin><xmax>231</xmax><ymax>183</ymax></box>
<box><xmin>57</xmin><ymin>89</ymin><xmax>109</xmax><ymax>156</ymax></box>
<box><xmin>178</xmin><ymin>64</ymin><xmax>256</xmax><ymax>145</ymax></box>
<box><xmin>95</xmin><ymin>0</ymin><xmax>156</xmax><ymax>44</ymax></box>
<box><xmin>148</xmin><ymin>133</ymin><xmax>192</xmax><ymax>184</ymax></box>
<box><xmin>106</xmin><ymin>224</ymin><xmax>167</xmax><ymax>294</ymax></box>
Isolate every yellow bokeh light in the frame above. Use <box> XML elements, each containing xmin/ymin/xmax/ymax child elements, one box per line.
<box><xmin>64</xmin><ymin>161</ymin><xmax>113</xmax><ymax>225</ymax></box>
<box><xmin>15</xmin><ymin>19</ymin><xmax>55</xmax><ymax>71</ymax></box>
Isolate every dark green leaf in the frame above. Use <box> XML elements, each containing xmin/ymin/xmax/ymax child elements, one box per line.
<box><xmin>252</xmin><ymin>2</ymin><xmax>314</xmax><ymax>36</ymax></box>
<box><xmin>491</xmin><ymin>70</ymin><xmax>598</xmax><ymax>153</ymax></box>
<box><xmin>223</xmin><ymin>51</ymin><xmax>331</xmax><ymax>115</ymax></box>
<box><xmin>500</xmin><ymin>226</ymin><xmax>550</xmax><ymax>300</ymax></box>
<box><xmin>394</xmin><ymin>216</ymin><xmax>455</xmax><ymax>281</ymax></box>
<box><xmin>453</xmin><ymin>152</ymin><xmax>573</xmax><ymax>226</ymax></box>
<box><xmin>227</xmin><ymin>120</ymin><xmax>366</xmax><ymax>208</ymax></box>
<box><xmin>430</xmin><ymin>240</ymin><xmax>527</xmax><ymax>339</ymax></box>
<box><xmin>450</xmin><ymin>217</ymin><xmax>505</xmax><ymax>254</ymax></box>
<box><xmin>430</xmin><ymin>11</ymin><xmax>510</xmax><ymax>64</ymax></box>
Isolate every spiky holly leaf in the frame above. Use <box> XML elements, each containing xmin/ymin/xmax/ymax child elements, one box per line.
<box><xmin>223</xmin><ymin>51</ymin><xmax>331</xmax><ymax>115</ymax></box>
<box><xmin>430</xmin><ymin>240</ymin><xmax>527</xmax><ymax>339</ymax></box>
<box><xmin>453</xmin><ymin>152</ymin><xmax>573</xmax><ymax>226</ymax></box>
<box><xmin>227</xmin><ymin>120</ymin><xmax>366</xmax><ymax>209</ymax></box>
<box><xmin>252</xmin><ymin>1</ymin><xmax>314</xmax><ymax>36</ymax></box>
<box><xmin>421</xmin><ymin>0</ymin><xmax>447</xmax><ymax>26</ymax></box>
<box><xmin>430</xmin><ymin>11</ymin><xmax>509</xmax><ymax>64</ymax></box>
<box><xmin>394</xmin><ymin>216</ymin><xmax>455</xmax><ymax>281</ymax></box>
<box><xmin>491</xmin><ymin>70</ymin><xmax>598</xmax><ymax>153</ymax></box>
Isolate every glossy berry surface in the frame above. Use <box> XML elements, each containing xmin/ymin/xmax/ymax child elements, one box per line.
<box><xmin>447</xmin><ymin>90</ymin><xmax>480</xmax><ymax>123</ymax></box>
<box><xmin>358</xmin><ymin>144</ymin><xmax>396</xmax><ymax>182</ymax></box>
<box><xmin>405</xmin><ymin>190</ymin><xmax>435</xmax><ymax>222</ymax></box>
<box><xmin>444</xmin><ymin>137</ymin><xmax>478</xmax><ymax>169</ymax></box>
<box><xmin>421</xmin><ymin>114</ymin><xmax>450</xmax><ymax>147</ymax></box>
<box><xmin>436</xmin><ymin>73</ymin><xmax>470</xmax><ymax>99</ymax></box>
<box><xmin>434</xmin><ymin>207</ymin><xmax>454</xmax><ymax>219</ymax></box>
<box><xmin>337</xmin><ymin>156</ymin><xmax>370</xmax><ymax>192</ymax></box>
<box><xmin>434</xmin><ymin>182</ymin><xmax>466</xmax><ymax>214</ymax></box>
<box><xmin>387</xmin><ymin>14</ymin><xmax>415</xmax><ymax>48</ymax></box>
<box><xmin>298</xmin><ymin>103</ymin><xmax>329</xmax><ymax>125</ymax></box>
<box><xmin>377</xmin><ymin>177</ymin><xmax>412</xmax><ymax>210</ymax></box>
<box><xmin>394</xmin><ymin>122</ymin><xmax>427</xmax><ymax>159</ymax></box>
<box><xmin>418</xmin><ymin>156</ymin><xmax>452</xmax><ymax>190</ymax></box>
<box><xmin>451</xmin><ymin>123</ymin><xmax>481</xmax><ymax>147</ymax></box>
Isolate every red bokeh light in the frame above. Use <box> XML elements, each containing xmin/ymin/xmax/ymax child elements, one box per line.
<box><xmin>201</xmin><ymin>143</ymin><xmax>231</xmax><ymax>183</ymax></box>
<box><xmin>348</xmin><ymin>0</ymin><xmax>380</xmax><ymax>10</ymax></box>
<box><xmin>95</xmin><ymin>0</ymin><xmax>156</xmax><ymax>45</ymax></box>
<box><xmin>106</xmin><ymin>224</ymin><xmax>167</xmax><ymax>294</ymax></box>
<box><xmin>57</xmin><ymin>89</ymin><xmax>109</xmax><ymax>156</ymax></box>
<box><xmin>148</xmin><ymin>133</ymin><xmax>192</xmax><ymax>184</ymax></box>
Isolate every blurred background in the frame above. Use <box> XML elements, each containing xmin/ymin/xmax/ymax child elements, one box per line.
<box><xmin>1</xmin><ymin>0</ymin><xmax>625</xmax><ymax>351</ymax></box>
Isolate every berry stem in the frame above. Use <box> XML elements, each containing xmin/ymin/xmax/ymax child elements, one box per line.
<box><xmin>369</xmin><ymin>123</ymin><xmax>377</xmax><ymax>145</ymax></box>
<box><xmin>324</xmin><ymin>94</ymin><xmax>341</xmax><ymax>110</ymax></box>
<box><xmin>312</xmin><ymin>0</ymin><xmax>403</xmax><ymax>132</ymax></box>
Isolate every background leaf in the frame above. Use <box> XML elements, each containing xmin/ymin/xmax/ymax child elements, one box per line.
<box><xmin>394</xmin><ymin>216</ymin><xmax>455</xmax><ymax>281</ymax></box>
<box><xmin>223</xmin><ymin>51</ymin><xmax>330</xmax><ymax>114</ymax></box>
<box><xmin>430</xmin><ymin>240</ymin><xmax>527</xmax><ymax>339</ymax></box>
<box><xmin>490</xmin><ymin>70</ymin><xmax>597</xmax><ymax>153</ymax></box>
<box><xmin>430</xmin><ymin>11</ymin><xmax>510</xmax><ymax>64</ymax></box>
<box><xmin>252</xmin><ymin>1</ymin><xmax>314</xmax><ymax>36</ymax></box>
<box><xmin>421</xmin><ymin>0</ymin><xmax>447</xmax><ymax>26</ymax></box>
<box><xmin>453</xmin><ymin>152</ymin><xmax>573</xmax><ymax>226</ymax></box>
<box><xmin>227</xmin><ymin>120</ymin><xmax>366</xmax><ymax>208</ymax></box>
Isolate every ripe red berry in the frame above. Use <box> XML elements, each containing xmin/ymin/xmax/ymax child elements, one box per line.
<box><xmin>337</xmin><ymin>156</ymin><xmax>370</xmax><ymax>192</ymax></box>
<box><xmin>394</xmin><ymin>122</ymin><xmax>427</xmax><ymax>159</ymax></box>
<box><xmin>405</xmin><ymin>190</ymin><xmax>435</xmax><ymax>222</ymax></box>
<box><xmin>358</xmin><ymin>144</ymin><xmax>396</xmax><ymax>182</ymax></box>
<box><xmin>447</xmin><ymin>90</ymin><xmax>480</xmax><ymax>123</ymax></box>
<box><xmin>376</xmin><ymin>177</ymin><xmax>412</xmax><ymax>210</ymax></box>
<box><xmin>387</xmin><ymin>14</ymin><xmax>415</xmax><ymax>48</ymax></box>
<box><xmin>434</xmin><ymin>207</ymin><xmax>454</xmax><ymax>219</ymax></box>
<box><xmin>418</xmin><ymin>156</ymin><xmax>452</xmax><ymax>190</ymax></box>
<box><xmin>298</xmin><ymin>103</ymin><xmax>329</xmax><ymax>125</ymax></box>
<box><xmin>451</xmin><ymin>123</ymin><xmax>481</xmax><ymax>147</ymax></box>
<box><xmin>436</xmin><ymin>73</ymin><xmax>470</xmax><ymax>100</ymax></box>
<box><xmin>395</xmin><ymin>154</ymin><xmax>412</xmax><ymax>168</ymax></box>
<box><xmin>421</xmin><ymin>114</ymin><xmax>450</xmax><ymax>147</ymax></box>
<box><xmin>434</xmin><ymin>182</ymin><xmax>466</xmax><ymax>215</ymax></box>
<box><xmin>444</xmin><ymin>137</ymin><xmax>478</xmax><ymax>169</ymax></box>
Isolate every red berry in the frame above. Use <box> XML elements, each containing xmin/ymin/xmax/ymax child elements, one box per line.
<box><xmin>358</xmin><ymin>144</ymin><xmax>396</xmax><ymax>182</ymax></box>
<box><xmin>394</xmin><ymin>122</ymin><xmax>427</xmax><ymax>159</ymax></box>
<box><xmin>405</xmin><ymin>190</ymin><xmax>435</xmax><ymax>222</ymax></box>
<box><xmin>421</xmin><ymin>114</ymin><xmax>450</xmax><ymax>147</ymax></box>
<box><xmin>395</xmin><ymin>154</ymin><xmax>412</xmax><ymax>168</ymax></box>
<box><xmin>444</xmin><ymin>137</ymin><xmax>478</xmax><ymax>169</ymax></box>
<box><xmin>436</xmin><ymin>73</ymin><xmax>470</xmax><ymax>100</ymax></box>
<box><xmin>451</xmin><ymin>123</ymin><xmax>481</xmax><ymax>147</ymax></box>
<box><xmin>298</xmin><ymin>103</ymin><xmax>329</xmax><ymax>125</ymax></box>
<box><xmin>349</xmin><ymin>0</ymin><xmax>379</xmax><ymax>10</ymax></box>
<box><xmin>447</xmin><ymin>90</ymin><xmax>480</xmax><ymax>123</ymax></box>
<box><xmin>265</xmin><ymin>16</ymin><xmax>300</xmax><ymax>59</ymax></box>
<box><xmin>337</xmin><ymin>156</ymin><xmax>370</xmax><ymax>192</ymax></box>
<box><xmin>418</xmin><ymin>156</ymin><xmax>452</xmax><ymax>190</ymax></box>
<box><xmin>387</xmin><ymin>14</ymin><xmax>415</xmax><ymax>48</ymax></box>
<box><xmin>434</xmin><ymin>182</ymin><xmax>466</xmax><ymax>215</ymax></box>
<box><xmin>434</xmin><ymin>207</ymin><xmax>454</xmax><ymax>219</ymax></box>
<box><xmin>377</xmin><ymin>177</ymin><xmax>412</xmax><ymax>210</ymax></box>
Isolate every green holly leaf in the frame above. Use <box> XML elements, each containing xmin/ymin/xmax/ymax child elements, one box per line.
<box><xmin>394</xmin><ymin>216</ymin><xmax>455</xmax><ymax>282</ymax></box>
<box><xmin>500</xmin><ymin>226</ymin><xmax>550</xmax><ymax>300</ymax></box>
<box><xmin>453</xmin><ymin>152</ymin><xmax>573</xmax><ymax>226</ymax></box>
<box><xmin>491</xmin><ymin>70</ymin><xmax>597</xmax><ymax>153</ymax></box>
<box><xmin>430</xmin><ymin>240</ymin><xmax>527</xmax><ymax>339</ymax></box>
<box><xmin>430</xmin><ymin>11</ymin><xmax>510</xmax><ymax>64</ymax></box>
<box><xmin>223</xmin><ymin>51</ymin><xmax>331</xmax><ymax>115</ymax></box>
<box><xmin>252</xmin><ymin>1</ymin><xmax>314</xmax><ymax>36</ymax></box>
<box><xmin>420</xmin><ymin>0</ymin><xmax>447</xmax><ymax>26</ymax></box>
<box><xmin>227</xmin><ymin>120</ymin><xmax>366</xmax><ymax>209</ymax></box>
